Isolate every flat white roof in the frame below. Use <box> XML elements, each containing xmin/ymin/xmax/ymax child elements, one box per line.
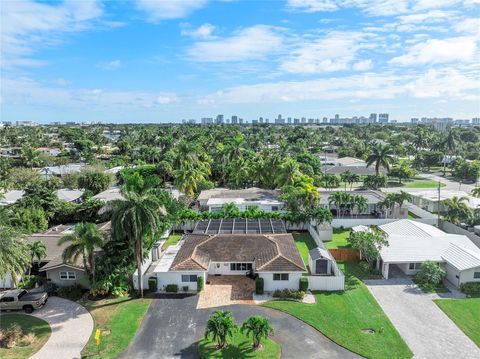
<box><xmin>0</xmin><ymin>190</ymin><xmax>24</xmax><ymax>205</ymax></box>
<box><xmin>56</xmin><ymin>189</ymin><xmax>84</xmax><ymax>202</ymax></box>
<box><xmin>379</xmin><ymin>219</ymin><xmax>445</xmax><ymax>237</ymax></box>
<box><xmin>442</xmin><ymin>243</ymin><xmax>480</xmax><ymax>271</ymax></box>
<box><xmin>152</xmin><ymin>245</ymin><xmax>181</xmax><ymax>273</ymax></box>
<box><xmin>409</xmin><ymin>190</ymin><xmax>480</xmax><ymax>209</ymax></box>
<box><xmin>92</xmin><ymin>187</ymin><xmax>125</xmax><ymax>202</ymax></box>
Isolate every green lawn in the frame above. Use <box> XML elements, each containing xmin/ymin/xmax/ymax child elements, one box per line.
<box><xmin>263</xmin><ymin>262</ymin><xmax>412</xmax><ymax>359</ymax></box>
<box><xmin>434</xmin><ymin>298</ymin><xmax>480</xmax><ymax>347</ymax></box>
<box><xmin>80</xmin><ymin>296</ymin><xmax>151</xmax><ymax>359</ymax></box>
<box><xmin>387</xmin><ymin>179</ymin><xmax>446</xmax><ymax>189</ymax></box>
<box><xmin>293</xmin><ymin>232</ymin><xmax>317</xmax><ymax>266</ymax></box>
<box><xmin>0</xmin><ymin>314</ymin><xmax>51</xmax><ymax>359</ymax></box>
<box><xmin>162</xmin><ymin>233</ymin><xmax>182</xmax><ymax>250</ymax></box>
<box><xmin>198</xmin><ymin>329</ymin><xmax>280</xmax><ymax>359</ymax></box>
<box><xmin>325</xmin><ymin>229</ymin><xmax>351</xmax><ymax>249</ymax></box>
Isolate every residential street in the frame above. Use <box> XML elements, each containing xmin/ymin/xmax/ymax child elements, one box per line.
<box><xmin>365</xmin><ymin>278</ymin><xmax>480</xmax><ymax>359</ymax></box>
<box><xmin>118</xmin><ymin>294</ymin><xmax>360</xmax><ymax>359</ymax></box>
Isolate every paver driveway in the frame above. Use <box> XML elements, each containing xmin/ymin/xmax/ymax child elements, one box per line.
<box><xmin>119</xmin><ymin>294</ymin><xmax>360</xmax><ymax>359</ymax></box>
<box><xmin>197</xmin><ymin>275</ymin><xmax>255</xmax><ymax>308</ymax></box>
<box><xmin>365</xmin><ymin>278</ymin><xmax>480</xmax><ymax>359</ymax></box>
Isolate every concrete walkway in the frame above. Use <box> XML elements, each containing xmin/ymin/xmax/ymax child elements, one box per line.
<box><xmin>30</xmin><ymin>296</ymin><xmax>93</xmax><ymax>359</ymax></box>
<box><xmin>365</xmin><ymin>278</ymin><xmax>480</xmax><ymax>359</ymax></box>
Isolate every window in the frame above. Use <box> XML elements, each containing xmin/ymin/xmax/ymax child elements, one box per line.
<box><xmin>181</xmin><ymin>275</ymin><xmax>198</xmax><ymax>282</ymax></box>
<box><xmin>271</xmin><ymin>206</ymin><xmax>279</xmax><ymax>211</ymax></box>
<box><xmin>59</xmin><ymin>271</ymin><xmax>76</xmax><ymax>280</ymax></box>
<box><xmin>273</xmin><ymin>273</ymin><xmax>289</xmax><ymax>281</ymax></box>
<box><xmin>408</xmin><ymin>263</ymin><xmax>422</xmax><ymax>270</ymax></box>
<box><xmin>0</xmin><ymin>297</ymin><xmax>14</xmax><ymax>302</ymax></box>
<box><xmin>230</xmin><ymin>263</ymin><xmax>253</xmax><ymax>271</ymax></box>
<box><xmin>474</xmin><ymin>272</ymin><xmax>480</xmax><ymax>279</ymax></box>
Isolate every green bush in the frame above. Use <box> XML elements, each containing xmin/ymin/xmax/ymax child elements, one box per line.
<box><xmin>19</xmin><ymin>275</ymin><xmax>42</xmax><ymax>289</ymax></box>
<box><xmin>415</xmin><ymin>261</ymin><xmax>445</xmax><ymax>286</ymax></box>
<box><xmin>255</xmin><ymin>277</ymin><xmax>264</xmax><ymax>295</ymax></box>
<box><xmin>182</xmin><ymin>286</ymin><xmax>189</xmax><ymax>292</ymax></box>
<box><xmin>272</xmin><ymin>289</ymin><xmax>305</xmax><ymax>300</ymax></box>
<box><xmin>460</xmin><ymin>282</ymin><xmax>480</xmax><ymax>295</ymax></box>
<box><xmin>58</xmin><ymin>284</ymin><xmax>85</xmax><ymax>301</ymax></box>
<box><xmin>299</xmin><ymin>277</ymin><xmax>309</xmax><ymax>292</ymax></box>
<box><xmin>148</xmin><ymin>277</ymin><xmax>157</xmax><ymax>292</ymax></box>
<box><xmin>197</xmin><ymin>276</ymin><xmax>204</xmax><ymax>292</ymax></box>
<box><xmin>165</xmin><ymin>284</ymin><xmax>178</xmax><ymax>293</ymax></box>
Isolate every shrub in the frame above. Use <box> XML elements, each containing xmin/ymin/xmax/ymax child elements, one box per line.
<box><xmin>148</xmin><ymin>277</ymin><xmax>157</xmax><ymax>292</ymax></box>
<box><xmin>197</xmin><ymin>276</ymin><xmax>204</xmax><ymax>292</ymax></box>
<box><xmin>58</xmin><ymin>284</ymin><xmax>85</xmax><ymax>301</ymax></box>
<box><xmin>182</xmin><ymin>286</ymin><xmax>189</xmax><ymax>292</ymax></box>
<box><xmin>299</xmin><ymin>277</ymin><xmax>309</xmax><ymax>292</ymax></box>
<box><xmin>255</xmin><ymin>277</ymin><xmax>264</xmax><ymax>295</ymax></box>
<box><xmin>272</xmin><ymin>289</ymin><xmax>305</xmax><ymax>300</ymax></box>
<box><xmin>19</xmin><ymin>275</ymin><xmax>42</xmax><ymax>289</ymax></box>
<box><xmin>0</xmin><ymin>324</ymin><xmax>23</xmax><ymax>349</ymax></box>
<box><xmin>460</xmin><ymin>282</ymin><xmax>480</xmax><ymax>295</ymax></box>
<box><xmin>19</xmin><ymin>332</ymin><xmax>36</xmax><ymax>346</ymax></box>
<box><xmin>415</xmin><ymin>261</ymin><xmax>445</xmax><ymax>286</ymax></box>
<box><xmin>165</xmin><ymin>284</ymin><xmax>178</xmax><ymax>293</ymax></box>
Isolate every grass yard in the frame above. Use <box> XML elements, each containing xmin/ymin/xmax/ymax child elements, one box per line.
<box><xmin>325</xmin><ymin>229</ymin><xmax>351</xmax><ymax>249</ymax></box>
<box><xmin>80</xmin><ymin>296</ymin><xmax>151</xmax><ymax>359</ymax></box>
<box><xmin>0</xmin><ymin>314</ymin><xmax>51</xmax><ymax>359</ymax></box>
<box><xmin>198</xmin><ymin>329</ymin><xmax>280</xmax><ymax>359</ymax></box>
<box><xmin>387</xmin><ymin>179</ymin><xmax>446</xmax><ymax>189</ymax></box>
<box><xmin>293</xmin><ymin>232</ymin><xmax>317</xmax><ymax>266</ymax></box>
<box><xmin>264</xmin><ymin>262</ymin><xmax>412</xmax><ymax>359</ymax></box>
<box><xmin>162</xmin><ymin>233</ymin><xmax>182</xmax><ymax>250</ymax></box>
<box><xmin>434</xmin><ymin>298</ymin><xmax>480</xmax><ymax>347</ymax></box>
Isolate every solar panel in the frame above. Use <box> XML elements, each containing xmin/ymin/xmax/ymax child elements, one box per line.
<box><xmin>192</xmin><ymin>218</ymin><xmax>286</xmax><ymax>234</ymax></box>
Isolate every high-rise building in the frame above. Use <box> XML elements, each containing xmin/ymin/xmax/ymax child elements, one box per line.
<box><xmin>294</xmin><ymin>118</ymin><xmax>300</xmax><ymax>124</ymax></box>
<box><xmin>472</xmin><ymin>118</ymin><xmax>480</xmax><ymax>125</ymax></box>
<box><xmin>411</xmin><ymin>118</ymin><xmax>419</xmax><ymax>124</ymax></box>
<box><xmin>231</xmin><ymin>115</ymin><xmax>238</xmax><ymax>124</ymax></box>
<box><xmin>378</xmin><ymin>113</ymin><xmax>389</xmax><ymax>124</ymax></box>
<box><xmin>216</xmin><ymin>114</ymin><xmax>224</xmax><ymax>124</ymax></box>
<box><xmin>259</xmin><ymin>117</ymin><xmax>264</xmax><ymax>124</ymax></box>
<box><xmin>287</xmin><ymin>117</ymin><xmax>292</xmax><ymax>124</ymax></box>
<box><xmin>369</xmin><ymin>113</ymin><xmax>377</xmax><ymax>123</ymax></box>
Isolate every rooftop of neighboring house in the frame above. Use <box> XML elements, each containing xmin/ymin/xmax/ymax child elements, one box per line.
<box><xmin>318</xmin><ymin>189</ymin><xmax>385</xmax><ymax>205</ymax></box>
<box><xmin>0</xmin><ymin>190</ymin><xmax>25</xmax><ymax>206</ymax></box>
<box><xmin>198</xmin><ymin>187</ymin><xmax>282</xmax><ymax>204</ymax></box>
<box><xmin>408</xmin><ymin>189</ymin><xmax>480</xmax><ymax>209</ymax></box>
<box><xmin>40</xmin><ymin>163</ymin><xmax>85</xmax><ymax>176</ymax></box>
<box><xmin>56</xmin><ymin>188</ymin><xmax>84</xmax><ymax>202</ymax></box>
<box><xmin>324</xmin><ymin>166</ymin><xmax>387</xmax><ymax>175</ymax></box>
<box><xmin>169</xmin><ymin>233</ymin><xmax>306</xmax><ymax>273</ymax></box>
<box><xmin>377</xmin><ymin>219</ymin><xmax>480</xmax><ymax>264</ymax></box>
<box><xmin>92</xmin><ymin>186</ymin><xmax>124</xmax><ymax>202</ymax></box>
<box><xmin>35</xmin><ymin>147</ymin><xmax>61</xmax><ymax>151</ymax></box>
<box><xmin>335</xmin><ymin>156</ymin><xmax>367</xmax><ymax>166</ymax></box>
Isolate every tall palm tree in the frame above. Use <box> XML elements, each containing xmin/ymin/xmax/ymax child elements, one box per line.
<box><xmin>340</xmin><ymin>171</ymin><xmax>359</xmax><ymax>191</ymax></box>
<box><xmin>352</xmin><ymin>195</ymin><xmax>368</xmax><ymax>218</ymax></box>
<box><xmin>366</xmin><ymin>143</ymin><xmax>395</xmax><ymax>175</ymax></box>
<box><xmin>58</xmin><ymin>223</ymin><xmax>104</xmax><ymax>286</ymax></box>
<box><xmin>174</xmin><ymin>161</ymin><xmax>210</xmax><ymax>198</ymax></box>
<box><xmin>241</xmin><ymin>316</ymin><xmax>274</xmax><ymax>349</ymax></box>
<box><xmin>442</xmin><ymin>129</ymin><xmax>457</xmax><ymax>176</ymax></box>
<box><xmin>442</xmin><ymin>196</ymin><xmax>470</xmax><ymax>224</ymax></box>
<box><xmin>329</xmin><ymin>192</ymin><xmax>350</xmax><ymax>219</ymax></box>
<box><xmin>275</xmin><ymin>158</ymin><xmax>300</xmax><ymax>187</ymax></box>
<box><xmin>26</xmin><ymin>240</ymin><xmax>46</xmax><ymax>276</ymax></box>
<box><xmin>110</xmin><ymin>191</ymin><xmax>166</xmax><ymax>297</ymax></box>
<box><xmin>204</xmin><ymin>310</ymin><xmax>237</xmax><ymax>349</ymax></box>
<box><xmin>0</xmin><ymin>226</ymin><xmax>30</xmax><ymax>287</ymax></box>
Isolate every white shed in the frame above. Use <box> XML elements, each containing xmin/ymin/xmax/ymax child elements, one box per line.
<box><xmin>309</xmin><ymin>247</ymin><xmax>334</xmax><ymax>275</ymax></box>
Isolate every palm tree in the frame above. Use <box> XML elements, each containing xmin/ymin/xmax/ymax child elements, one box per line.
<box><xmin>275</xmin><ymin>158</ymin><xmax>300</xmax><ymax>187</ymax></box>
<box><xmin>442</xmin><ymin>196</ymin><xmax>470</xmax><ymax>224</ymax></box>
<box><xmin>0</xmin><ymin>226</ymin><xmax>30</xmax><ymax>287</ymax></box>
<box><xmin>21</xmin><ymin>145</ymin><xmax>42</xmax><ymax>169</ymax></box>
<box><xmin>110</xmin><ymin>191</ymin><xmax>166</xmax><ymax>297</ymax></box>
<box><xmin>442</xmin><ymin>129</ymin><xmax>457</xmax><ymax>176</ymax></box>
<box><xmin>352</xmin><ymin>195</ymin><xmax>368</xmax><ymax>218</ymax></box>
<box><xmin>174</xmin><ymin>161</ymin><xmax>210</xmax><ymax>198</ymax></box>
<box><xmin>26</xmin><ymin>240</ymin><xmax>46</xmax><ymax>276</ymax></box>
<box><xmin>366</xmin><ymin>143</ymin><xmax>395</xmax><ymax>175</ymax></box>
<box><xmin>204</xmin><ymin>310</ymin><xmax>237</xmax><ymax>349</ymax></box>
<box><xmin>241</xmin><ymin>316</ymin><xmax>274</xmax><ymax>349</ymax></box>
<box><xmin>58</xmin><ymin>223</ymin><xmax>104</xmax><ymax>286</ymax></box>
<box><xmin>471</xmin><ymin>187</ymin><xmax>480</xmax><ymax>198</ymax></box>
<box><xmin>329</xmin><ymin>192</ymin><xmax>350</xmax><ymax>219</ymax></box>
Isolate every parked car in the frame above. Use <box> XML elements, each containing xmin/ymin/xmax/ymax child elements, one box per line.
<box><xmin>0</xmin><ymin>289</ymin><xmax>48</xmax><ymax>313</ymax></box>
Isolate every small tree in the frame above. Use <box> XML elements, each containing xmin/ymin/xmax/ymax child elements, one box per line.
<box><xmin>348</xmin><ymin>230</ymin><xmax>388</xmax><ymax>265</ymax></box>
<box><xmin>415</xmin><ymin>261</ymin><xmax>445</xmax><ymax>286</ymax></box>
<box><xmin>204</xmin><ymin>310</ymin><xmax>237</xmax><ymax>349</ymax></box>
<box><xmin>241</xmin><ymin>316</ymin><xmax>274</xmax><ymax>349</ymax></box>
<box><xmin>26</xmin><ymin>240</ymin><xmax>46</xmax><ymax>276</ymax></box>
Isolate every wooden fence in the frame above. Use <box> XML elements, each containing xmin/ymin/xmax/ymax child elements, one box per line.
<box><xmin>329</xmin><ymin>248</ymin><xmax>360</xmax><ymax>262</ymax></box>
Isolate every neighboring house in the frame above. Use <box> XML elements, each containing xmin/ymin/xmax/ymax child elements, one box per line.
<box><xmin>325</xmin><ymin>166</ymin><xmax>387</xmax><ymax>175</ymax></box>
<box><xmin>373</xmin><ymin>219</ymin><xmax>480</xmax><ymax>287</ymax></box>
<box><xmin>35</xmin><ymin>147</ymin><xmax>62</xmax><ymax>156</ymax></box>
<box><xmin>39</xmin><ymin>163</ymin><xmax>85</xmax><ymax>179</ymax></box>
<box><xmin>408</xmin><ymin>189</ymin><xmax>480</xmax><ymax>213</ymax></box>
<box><xmin>56</xmin><ymin>189</ymin><xmax>84</xmax><ymax>203</ymax></box>
<box><xmin>0</xmin><ymin>147</ymin><xmax>21</xmax><ymax>158</ymax></box>
<box><xmin>92</xmin><ymin>187</ymin><xmax>125</xmax><ymax>202</ymax></box>
<box><xmin>21</xmin><ymin>222</ymin><xmax>110</xmax><ymax>288</ymax></box>
<box><xmin>318</xmin><ymin>190</ymin><xmax>389</xmax><ymax>217</ymax></box>
<box><xmin>335</xmin><ymin>156</ymin><xmax>367</xmax><ymax>167</ymax></box>
<box><xmin>198</xmin><ymin>187</ymin><xmax>285</xmax><ymax>212</ymax></box>
<box><xmin>0</xmin><ymin>190</ymin><xmax>25</xmax><ymax>206</ymax></box>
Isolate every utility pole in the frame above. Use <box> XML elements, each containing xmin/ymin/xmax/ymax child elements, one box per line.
<box><xmin>437</xmin><ymin>181</ymin><xmax>441</xmax><ymax>228</ymax></box>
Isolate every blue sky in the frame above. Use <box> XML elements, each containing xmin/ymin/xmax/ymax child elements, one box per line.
<box><xmin>1</xmin><ymin>0</ymin><xmax>479</xmax><ymax>123</ymax></box>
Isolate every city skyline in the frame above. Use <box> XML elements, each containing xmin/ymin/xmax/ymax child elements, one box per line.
<box><xmin>1</xmin><ymin>0</ymin><xmax>480</xmax><ymax>123</ymax></box>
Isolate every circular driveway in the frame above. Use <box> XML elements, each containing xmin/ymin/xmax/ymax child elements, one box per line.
<box><xmin>30</xmin><ymin>296</ymin><xmax>93</xmax><ymax>359</ymax></box>
<box><xmin>119</xmin><ymin>294</ymin><xmax>359</xmax><ymax>359</ymax></box>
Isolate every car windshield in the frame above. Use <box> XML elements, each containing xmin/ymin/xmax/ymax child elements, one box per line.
<box><xmin>17</xmin><ymin>290</ymin><xmax>28</xmax><ymax>299</ymax></box>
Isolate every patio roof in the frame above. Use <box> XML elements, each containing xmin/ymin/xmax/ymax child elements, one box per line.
<box><xmin>192</xmin><ymin>218</ymin><xmax>287</xmax><ymax>234</ymax></box>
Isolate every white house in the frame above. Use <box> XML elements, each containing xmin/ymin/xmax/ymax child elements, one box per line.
<box><xmin>198</xmin><ymin>187</ymin><xmax>285</xmax><ymax>212</ymax></box>
<box><xmin>408</xmin><ymin>189</ymin><xmax>480</xmax><ymax>213</ymax></box>
<box><xmin>335</xmin><ymin>156</ymin><xmax>367</xmax><ymax>167</ymax></box>
<box><xmin>35</xmin><ymin>147</ymin><xmax>62</xmax><ymax>156</ymax></box>
<box><xmin>375</xmin><ymin>219</ymin><xmax>480</xmax><ymax>287</ymax></box>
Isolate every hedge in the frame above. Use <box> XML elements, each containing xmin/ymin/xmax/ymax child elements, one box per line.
<box><xmin>460</xmin><ymin>282</ymin><xmax>480</xmax><ymax>295</ymax></box>
<box><xmin>299</xmin><ymin>277</ymin><xmax>309</xmax><ymax>292</ymax></box>
<box><xmin>197</xmin><ymin>276</ymin><xmax>204</xmax><ymax>292</ymax></box>
<box><xmin>148</xmin><ymin>277</ymin><xmax>157</xmax><ymax>292</ymax></box>
<box><xmin>255</xmin><ymin>277</ymin><xmax>264</xmax><ymax>295</ymax></box>
<box><xmin>165</xmin><ymin>284</ymin><xmax>178</xmax><ymax>293</ymax></box>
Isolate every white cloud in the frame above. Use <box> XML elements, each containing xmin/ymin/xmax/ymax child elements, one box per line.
<box><xmin>136</xmin><ymin>0</ymin><xmax>207</xmax><ymax>21</ymax></box>
<box><xmin>1</xmin><ymin>0</ymin><xmax>104</xmax><ymax>69</ymax></box>
<box><xmin>181</xmin><ymin>23</ymin><xmax>216</xmax><ymax>39</ymax></box>
<box><xmin>156</xmin><ymin>95</ymin><xmax>178</xmax><ymax>104</ymax></box>
<box><xmin>97</xmin><ymin>59</ymin><xmax>122</xmax><ymax>70</ymax></box>
<box><xmin>390</xmin><ymin>36</ymin><xmax>477</xmax><ymax>65</ymax></box>
<box><xmin>280</xmin><ymin>31</ymin><xmax>376</xmax><ymax>74</ymax></box>
<box><xmin>187</xmin><ymin>25</ymin><xmax>284</xmax><ymax>62</ymax></box>
<box><xmin>286</xmin><ymin>0</ymin><xmax>338</xmax><ymax>12</ymax></box>
<box><xmin>454</xmin><ymin>18</ymin><xmax>480</xmax><ymax>35</ymax></box>
<box><xmin>397</xmin><ymin>10</ymin><xmax>453</xmax><ymax>23</ymax></box>
<box><xmin>353</xmin><ymin>59</ymin><xmax>373</xmax><ymax>71</ymax></box>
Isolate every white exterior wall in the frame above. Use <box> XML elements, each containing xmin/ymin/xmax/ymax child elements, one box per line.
<box><xmin>331</xmin><ymin>217</ymin><xmax>436</xmax><ymax>228</ymax></box>
<box><xmin>154</xmin><ymin>271</ymin><xmax>206</xmax><ymax>292</ymax></box>
<box><xmin>445</xmin><ymin>262</ymin><xmax>460</xmax><ymax>287</ymax></box>
<box><xmin>209</xmin><ymin>203</ymin><xmax>284</xmax><ymax>212</ymax></box>
<box><xmin>208</xmin><ymin>262</ymin><xmax>253</xmax><ymax>275</ymax></box>
<box><xmin>308</xmin><ymin>275</ymin><xmax>345</xmax><ymax>291</ymax></box>
<box><xmin>259</xmin><ymin>272</ymin><xmax>302</xmax><ymax>291</ymax></box>
<box><xmin>459</xmin><ymin>266</ymin><xmax>480</xmax><ymax>285</ymax></box>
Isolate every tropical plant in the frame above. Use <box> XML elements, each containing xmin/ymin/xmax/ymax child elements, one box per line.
<box><xmin>352</xmin><ymin>194</ymin><xmax>368</xmax><ymax>218</ymax></box>
<box><xmin>415</xmin><ymin>261</ymin><xmax>445</xmax><ymax>287</ymax></box>
<box><xmin>241</xmin><ymin>316</ymin><xmax>274</xmax><ymax>349</ymax></box>
<box><xmin>366</xmin><ymin>143</ymin><xmax>395</xmax><ymax>175</ymax></box>
<box><xmin>0</xmin><ymin>226</ymin><xmax>30</xmax><ymax>286</ymax></box>
<box><xmin>77</xmin><ymin>170</ymin><xmax>112</xmax><ymax>195</ymax></box>
<box><xmin>442</xmin><ymin>196</ymin><xmax>471</xmax><ymax>224</ymax></box>
<box><xmin>58</xmin><ymin>223</ymin><xmax>104</xmax><ymax>286</ymax></box>
<box><xmin>110</xmin><ymin>190</ymin><xmax>166</xmax><ymax>297</ymax></box>
<box><xmin>348</xmin><ymin>229</ymin><xmax>388</xmax><ymax>265</ymax></box>
<box><xmin>472</xmin><ymin>187</ymin><xmax>480</xmax><ymax>198</ymax></box>
<box><xmin>340</xmin><ymin>171</ymin><xmax>360</xmax><ymax>191</ymax></box>
<box><xmin>26</xmin><ymin>240</ymin><xmax>46</xmax><ymax>275</ymax></box>
<box><xmin>204</xmin><ymin>310</ymin><xmax>237</xmax><ymax>349</ymax></box>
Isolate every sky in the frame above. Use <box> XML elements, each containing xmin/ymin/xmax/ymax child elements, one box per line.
<box><xmin>1</xmin><ymin>0</ymin><xmax>479</xmax><ymax>123</ymax></box>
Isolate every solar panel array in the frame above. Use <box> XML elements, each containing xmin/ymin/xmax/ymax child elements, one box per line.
<box><xmin>192</xmin><ymin>219</ymin><xmax>286</xmax><ymax>234</ymax></box>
